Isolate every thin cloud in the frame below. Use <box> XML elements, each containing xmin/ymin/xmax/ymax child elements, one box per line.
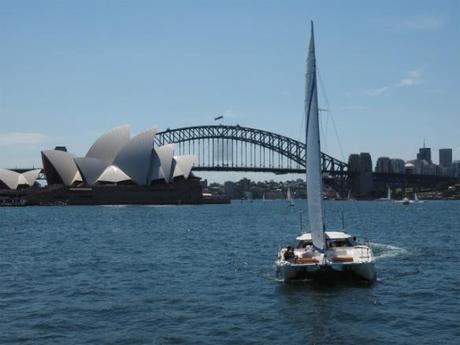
<box><xmin>398</xmin><ymin>66</ymin><xmax>424</xmax><ymax>87</ymax></box>
<box><xmin>364</xmin><ymin>86</ymin><xmax>389</xmax><ymax>96</ymax></box>
<box><xmin>0</xmin><ymin>132</ymin><xmax>55</xmax><ymax>148</ymax></box>
<box><xmin>384</xmin><ymin>17</ymin><xmax>444</xmax><ymax>32</ymax></box>
<box><xmin>222</xmin><ymin>109</ymin><xmax>240</xmax><ymax>119</ymax></box>
<box><xmin>364</xmin><ymin>66</ymin><xmax>425</xmax><ymax>97</ymax></box>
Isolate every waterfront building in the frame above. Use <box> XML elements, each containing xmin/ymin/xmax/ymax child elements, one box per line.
<box><xmin>224</xmin><ymin>181</ymin><xmax>236</xmax><ymax>198</ymax></box>
<box><xmin>200</xmin><ymin>179</ymin><xmax>208</xmax><ymax>189</ymax></box>
<box><xmin>347</xmin><ymin>154</ymin><xmax>360</xmax><ymax>173</ymax></box>
<box><xmin>238</xmin><ymin>178</ymin><xmax>251</xmax><ymax>193</ymax></box>
<box><xmin>452</xmin><ymin>161</ymin><xmax>460</xmax><ymax>178</ymax></box>
<box><xmin>359</xmin><ymin>153</ymin><xmax>373</xmax><ymax>196</ymax></box>
<box><xmin>0</xmin><ymin>169</ymin><xmax>41</xmax><ymax>190</ymax></box>
<box><xmin>390</xmin><ymin>159</ymin><xmax>405</xmax><ymax>174</ymax></box>
<box><xmin>375</xmin><ymin>157</ymin><xmax>390</xmax><ymax>173</ymax></box>
<box><xmin>439</xmin><ymin>148</ymin><xmax>453</xmax><ymax>167</ymax></box>
<box><xmin>405</xmin><ymin>162</ymin><xmax>415</xmax><ymax>174</ymax></box>
<box><xmin>41</xmin><ymin>125</ymin><xmax>195</xmax><ymax>187</ymax></box>
<box><xmin>347</xmin><ymin>153</ymin><xmax>373</xmax><ymax>196</ymax></box>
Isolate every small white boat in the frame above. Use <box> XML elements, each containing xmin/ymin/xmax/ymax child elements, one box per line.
<box><xmin>401</xmin><ymin>197</ymin><xmax>413</xmax><ymax>205</ymax></box>
<box><xmin>396</xmin><ymin>195</ymin><xmax>419</xmax><ymax>205</ymax></box>
<box><xmin>275</xmin><ymin>22</ymin><xmax>376</xmax><ymax>283</ymax></box>
<box><xmin>378</xmin><ymin>186</ymin><xmax>392</xmax><ymax>201</ymax></box>
<box><xmin>286</xmin><ymin>187</ymin><xmax>294</xmax><ymax>207</ymax></box>
<box><xmin>262</xmin><ymin>193</ymin><xmax>266</xmax><ymax>203</ymax></box>
<box><xmin>414</xmin><ymin>193</ymin><xmax>424</xmax><ymax>204</ymax></box>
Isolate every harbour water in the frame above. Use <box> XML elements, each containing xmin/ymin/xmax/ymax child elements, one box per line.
<box><xmin>1</xmin><ymin>200</ymin><xmax>459</xmax><ymax>344</ymax></box>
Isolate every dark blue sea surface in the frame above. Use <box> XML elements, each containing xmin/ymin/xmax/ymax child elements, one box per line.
<box><xmin>1</xmin><ymin>200</ymin><xmax>459</xmax><ymax>344</ymax></box>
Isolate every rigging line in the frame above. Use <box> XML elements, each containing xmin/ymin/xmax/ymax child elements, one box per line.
<box><xmin>319</xmin><ymin>109</ymin><xmax>328</xmax><ymax>153</ymax></box>
<box><xmin>316</xmin><ymin>67</ymin><xmax>329</xmax><ymax>154</ymax></box>
<box><xmin>297</xmin><ymin>105</ymin><xmax>306</xmax><ymax>146</ymax></box>
<box><xmin>317</xmin><ymin>66</ymin><xmax>358</xmax><ymax>231</ymax></box>
<box><xmin>317</xmin><ymin>67</ymin><xmax>346</xmax><ymax>163</ymax></box>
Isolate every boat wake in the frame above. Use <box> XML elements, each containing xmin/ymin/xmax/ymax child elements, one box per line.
<box><xmin>371</xmin><ymin>242</ymin><xmax>408</xmax><ymax>260</ymax></box>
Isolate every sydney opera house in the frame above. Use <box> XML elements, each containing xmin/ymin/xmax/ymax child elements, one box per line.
<box><xmin>1</xmin><ymin>125</ymin><xmax>223</xmax><ymax>205</ymax></box>
<box><xmin>0</xmin><ymin>168</ymin><xmax>41</xmax><ymax>191</ymax></box>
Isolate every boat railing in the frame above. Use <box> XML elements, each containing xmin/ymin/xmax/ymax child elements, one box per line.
<box><xmin>358</xmin><ymin>246</ymin><xmax>371</xmax><ymax>259</ymax></box>
<box><xmin>354</xmin><ymin>237</ymin><xmax>371</xmax><ymax>259</ymax></box>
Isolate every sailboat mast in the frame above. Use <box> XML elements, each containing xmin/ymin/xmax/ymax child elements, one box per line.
<box><xmin>305</xmin><ymin>21</ymin><xmax>326</xmax><ymax>251</ymax></box>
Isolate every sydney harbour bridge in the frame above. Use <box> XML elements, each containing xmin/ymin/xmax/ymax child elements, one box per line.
<box><xmin>154</xmin><ymin>125</ymin><xmax>455</xmax><ymax>195</ymax></box>
<box><xmin>154</xmin><ymin>125</ymin><xmax>347</xmax><ymax>176</ymax></box>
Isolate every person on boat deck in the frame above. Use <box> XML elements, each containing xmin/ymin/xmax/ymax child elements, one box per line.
<box><xmin>284</xmin><ymin>246</ymin><xmax>295</xmax><ymax>260</ymax></box>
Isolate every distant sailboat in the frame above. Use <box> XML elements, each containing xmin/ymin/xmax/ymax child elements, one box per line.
<box><xmin>378</xmin><ymin>186</ymin><xmax>392</xmax><ymax>201</ymax></box>
<box><xmin>286</xmin><ymin>187</ymin><xmax>294</xmax><ymax>207</ymax></box>
<box><xmin>275</xmin><ymin>22</ymin><xmax>376</xmax><ymax>282</ymax></box>
<box><xmin>414</xmin><ymin>192</ymin><xmax>424</xmax><ymax>204</ymax></box>
<box><xmin>263</xmin><ymin>193</ymin><xmax>266</xmax><ymax>203</ymax></box>
<box><xmin>347</xmin><ymin>189</ymin><xmax>355</xmax><ymax>201</ymax></box>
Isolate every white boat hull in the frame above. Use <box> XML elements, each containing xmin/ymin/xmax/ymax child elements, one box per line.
<box><xmin>276</xmin><ymin>260</ymin><xmax>376</xmax><ymax>282</ymax></box>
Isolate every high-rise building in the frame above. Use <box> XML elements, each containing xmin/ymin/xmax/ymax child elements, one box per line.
<box><xmin>390</xmin><ymin>159</ymin><xmax>405</xmax><ymax>174</ymax></box>
<box><xmin>439</xmin><ymin>148</ymin><xmax>453</xmax><ymax>167</ymax></box>
<box><xmin>375</xmin><ymin>157</ymin><xmax>390</xmax><ymax>173</ymax></box>
<box><xmin>452</xmin><ymin>160</ymin><xmax>460</xmax><ymax>178</ymax></box>
<box><xmin>417</xmin><ymin>147</ymin><xmax>431</xmax><ymax>163</ymax></box>
<box><xmin>359</xmin><ymin>152</ymin><xmax>373</xmax><ymax>196</ymax></box>
<box><xmin>347</xmin><ymin>154</ymin><xmax>361</xmax><ymax>173</ymax></box>
<box><xmin>224</xmin><ymin>181</ymin><xmax>236</xmax><ymax>198</ymax></box>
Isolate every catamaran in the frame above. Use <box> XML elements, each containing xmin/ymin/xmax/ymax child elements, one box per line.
<box><xmin>275</xmin><ymin>22</ymin><xmax>376</xmax><ymax>282</ymax></box>
<box><xmin>286</xmin><ymin>187</ymin><xmax>294</xmax><ymax>207</ymax></box>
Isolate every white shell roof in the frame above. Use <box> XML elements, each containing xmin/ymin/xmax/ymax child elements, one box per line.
<box><xmin>296</xmin><ymin>231</ymin><xmax>351</xmax><ymax>241</ymax></box>
<box><xmin>74</xmin><ymin>157</ymin><xmax>109</xmax><ymax>185</ymax></box>
<box><xmin>22</xmin><ymin>169</ymin><xmax>41</xmax><ymax>186</ymax></box>
<box><xmin>0</xmin><ymin>169</ymin><xmax>21</xmax><ymax>189</ymax></box>
<box><xmin>151</xmin><ymin>144</ymin><xmax>175</xmax><ymax>182</ymax></box>
<box><xmin>73</xmin><ymin>170</ymin><xmax>82</xmax><ymax>184</ymax></box>
<box><xmin>86</xmin><ymin>125</ymin><xmax>130</xmax><ymax>164</ymax></box>
<box><xmin>113</xmin><ymin>128</ymin><xmax>157</xmax><ymax>185</ymax></box>
<box><xmin>17</xmin><ymin>174</ymin><xmax>28</xmax><ymax>186</ymax></box>
<box><xmin>172</xmin><ymin>155</ymin><xmax>195</xmax><ymax>179</ymax></box>
<box><xmin>42</xmin><ymin>150</ymin><xmax>80</xmax><ymax>186</ymax></box>
<box><xmin>0</xmin><ymin>168</ymin><xmax>42</xmax><ymax>190</ymax></box>
<box><xmin>97</xmin><ymin>165</ymin><xmax>131</xmax><ymax>183</ymax></box>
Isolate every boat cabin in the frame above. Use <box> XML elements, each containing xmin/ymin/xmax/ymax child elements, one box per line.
<box><xmin>295</xmin><ymin>231</ymin><xmax>356</xmax><ymax>249</ymax></box>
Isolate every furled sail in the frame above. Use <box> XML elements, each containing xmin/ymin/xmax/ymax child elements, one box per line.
<box><xmin>305</xmin><ymin>22</ymin><xmax>325</xmax><ymax>251</ymax></box>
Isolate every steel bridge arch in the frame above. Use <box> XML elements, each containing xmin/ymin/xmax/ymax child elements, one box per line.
<box><xmin>154</xmin><ymin>125</ymin><xmax>348</xmax><ymax>175</ymax></box>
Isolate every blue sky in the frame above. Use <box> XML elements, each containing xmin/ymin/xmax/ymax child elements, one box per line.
<box><xmin>0</xmin><ymin>0</ymin><xmax>459</xmax><ymax>182</ymax></box>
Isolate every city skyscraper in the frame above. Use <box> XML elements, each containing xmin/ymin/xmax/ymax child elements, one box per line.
<box><xmin>439</xmin><ymin>148</ymin><xmax>453</xmax><ymax>167</ymax></box>
<box><xmin>417</xmin><ymin>147</ymin><xmax>431</xmax><ymax>163</ymax></box>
